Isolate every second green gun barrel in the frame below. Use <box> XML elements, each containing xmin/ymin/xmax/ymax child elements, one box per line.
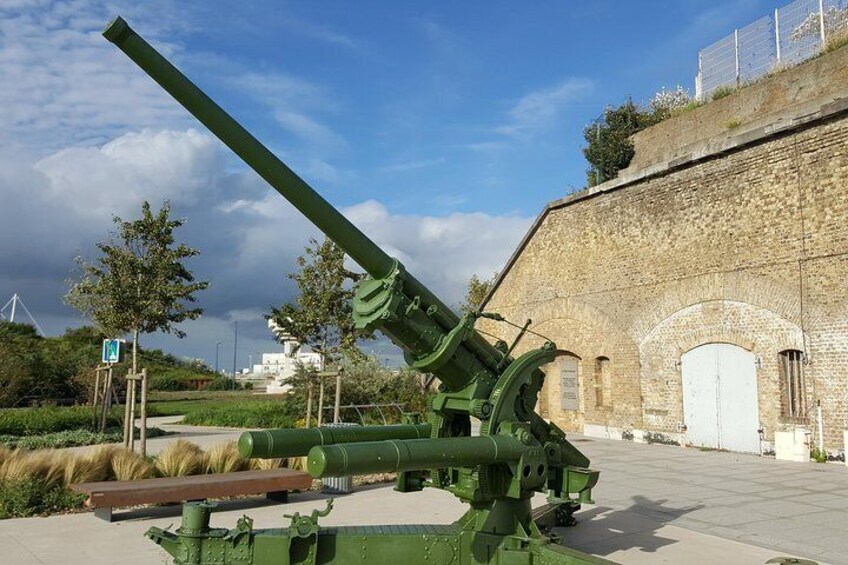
<box><xmin>238</xmin><ymin>423</ymin><xmax>432</xmax><ymax>459</ymax></box>
<box><xmin>308</xmin><ymin>435</ymin><xmax>528</xmax><ymax>478</ymax></box>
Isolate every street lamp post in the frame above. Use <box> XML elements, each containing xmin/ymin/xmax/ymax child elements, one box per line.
<box><xmin>232</xmin><ymin>321</ymin><xmax>238</xmax><ymax>390</ymax></box>
<box><xmin>215</xmin><ymin>342</ymin><xmax>222</xmax><ymax>374</ymax></box>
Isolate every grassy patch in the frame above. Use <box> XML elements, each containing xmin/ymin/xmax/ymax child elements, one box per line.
<box><xmin>0</xmin><ymin>477</ymin><xmax>85</xmax><ymax>519</ymax></box>
<box><xmin>147</xmin><ymin>390</ymin><xmax>279</xmax><ymax>418</ymax></box>
<box><xmin>710</xmin><ymin>85</ymin><xmax>736</xmax><ymax>101</ymax></box>
<box><xmin>669</xmin><ymin>99</ymin><xmax>704</xmax><ymax>118</ymax></box>
<box><xmin>182</xmin><ymin>401</ymin><xmax>299</xmax><ymax>429</ymax></box>
<box><xmin>824</xmin><ymin>32</ymin><xmax>848</xmax><ymax>54</ymax></box>
<box><xmin>0</xmin><ymin>426</ymin><xmax>169</xmax><ymax>449</ymax></box>
<box><xmin>0</xmin><ymin>405</ymin><xmax>121</xmax><ymax>436</ymax></box>
<box><xmin>0</xmin><ymin>437</ymin><xmax>294</xmax><ymax>519</ymax></box>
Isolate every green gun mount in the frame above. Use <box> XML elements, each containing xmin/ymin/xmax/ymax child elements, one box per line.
<box><xmin>104</xmin><ymin>16</ymin><xmax>611</xmax><ymax>565</ymax></box>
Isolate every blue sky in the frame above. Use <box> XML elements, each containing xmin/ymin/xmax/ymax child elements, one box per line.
<box><xmin>0</xmin><ymin>0</ymin><xmax>780</xmax><ymax>369</ymax></box>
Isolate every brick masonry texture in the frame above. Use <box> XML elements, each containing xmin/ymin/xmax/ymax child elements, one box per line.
<box><xmin>481</xmin><ymin>55</ymin><xmax>848</xmax><ymax>451</ymax></box>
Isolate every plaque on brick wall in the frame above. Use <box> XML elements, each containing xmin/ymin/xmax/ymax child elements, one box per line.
<box><xmin>559</xmin><ymin>358</ymin><xmax>579</xmax><ymax>411</ymax></box>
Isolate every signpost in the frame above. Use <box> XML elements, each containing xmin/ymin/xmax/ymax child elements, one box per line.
<box><xmin>95</xmin><ymin>339</ymin><xmax>148</xmax><ymax>455</ymax></box>
<box><xmin>93</xmin><ymin>340</ymin><xmax>125</xmax><ymax>433</ymax></box>
<box><xmin>101</xmin><ymin>338</ymin><xmax>124</xmax><ymax>364</ymax></box>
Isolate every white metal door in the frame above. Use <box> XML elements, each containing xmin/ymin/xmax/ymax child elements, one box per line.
<box><xmin>681</xmin><ymin>345</ymin><xmax>720</xmax><ymax>449</ymax></box>
<box><xmin>681</xmin><ymin>343</ymin><xmax>760</xmax><ymax>453</ymax></box>
<box><xmin>715</xmin><ymin>344</ymin><xmax>760</xmax><ymax>453</ymax></box>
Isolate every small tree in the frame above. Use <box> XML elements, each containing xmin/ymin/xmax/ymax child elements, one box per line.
<box><xmin>583</xmin><ymin>99</ymin><xmax>660</xmax><ymax>186</ymax></box>
<box><xmin>649</xmin><ymin>86</ymin><xmax>691</xmax><ymax>120</ymax></box>
<box><xmin>460</xmin><ymin>273</ymin><xmax>497</xmax><ymax>314</ymax></box>
<box><xmin>65</xmin><ymin>201</ymin><xmax>208</xmax><ymax>373</ymax></box>
<box><xmin>268</xmin><ymin>237</ymin><xmax>373</xmax><ymax>364</ymax></box>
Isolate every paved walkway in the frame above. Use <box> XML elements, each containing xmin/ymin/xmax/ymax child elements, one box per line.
<box><xmin>1</xmin><ymin>482</ymin><xmax>787</xmax><ymax>565</ymax></box>
<box><xmin>66</xmin><ymin>416</ymin><xmax>245</xmax><ymax>456</ymax></box>
<box><xmin>572</xmin><ymin>434</ymin><xmax>847</xmax><ymax>564</ymax></box>
<box><xmin>4</xmin><ymin>423</ymin><xmax>843</xmax><ymax>564</ymax></box>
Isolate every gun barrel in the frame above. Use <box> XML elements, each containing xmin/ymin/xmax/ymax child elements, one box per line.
<box><xmin>238</xmin><ymin>423</ymin><xmax>432</xmax><ymax>459</ymax></box>
<box><xmin>307</xmin><ymin>435</ymin><xmax>528</xmax><ymax>478</ymax></box>
<box><xmin>103</xmin><ymin>17</ymin><xmax>508</xmax><ymax>385</ymax></box>
<box><xmin>103</xmin><ymin>17</ymin><xmax>394</xmax><ymax>280</ymax></box>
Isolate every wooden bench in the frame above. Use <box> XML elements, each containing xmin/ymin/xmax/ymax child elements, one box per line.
<box><xmin>70</xmin><ymin>468</ymin><xmax>313</xmax><ymax>521</ymax></box>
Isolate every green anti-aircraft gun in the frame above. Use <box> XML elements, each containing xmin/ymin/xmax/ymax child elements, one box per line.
<box><xmin>104</xmin><ymin>17</ymin><xmax>611</xmax><ymax>565</ymax></box>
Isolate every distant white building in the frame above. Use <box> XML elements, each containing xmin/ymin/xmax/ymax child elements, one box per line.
<box><xmin>261</xmin><ymin>319</ymin><xmax>324</xmax><ymax>394</ymax></box>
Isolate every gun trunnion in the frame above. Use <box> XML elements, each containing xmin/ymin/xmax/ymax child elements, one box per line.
<box><xmin>104</xmin><ymin>16</ymin><xmax>610</xmax><ymax>565</ymax></box>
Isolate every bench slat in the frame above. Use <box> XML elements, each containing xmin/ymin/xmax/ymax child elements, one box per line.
<box><xmin>70</xmin><ymin>469</ymin><xmax>312</xmax><ymax>508</ymax></box>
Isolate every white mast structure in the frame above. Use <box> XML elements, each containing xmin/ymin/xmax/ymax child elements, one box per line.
<box><xmin>0</xmin><ymin>293</ymin><xmax>46</xmax><ymax>336</ymax></box>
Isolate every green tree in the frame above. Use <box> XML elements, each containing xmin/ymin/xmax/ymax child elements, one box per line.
<box><xmin>65</xmin><ymin>201</ymin><xmax>208</xmax><ymax>374</ymax></box>
<box><xmin>268</xmin><ymin>237</ymin><xmax>373</xmax><ymax>364</ymax></box>
<box><xmin>583</xmin><ymin>99</ymin><xmax>660</xmax><ymax>186</ymax></box>
<box><xmin>460</xmin><ymin>273</ymin><xmax>497</xmax><ymax>314</ymax></box>
<box><xmin>0</xmin><ymin>322</ymin><xmax>43</xmax><ymax>407</ymax></box>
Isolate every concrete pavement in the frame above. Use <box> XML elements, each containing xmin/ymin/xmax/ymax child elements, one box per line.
<box><xmin>0</xmin><ymin>482</ymin><xmax>791</xmax><ymax>565</ymax></box>
<box><xmin>573</xmin><ymin>435</ymin><xmax>846</xmax><ymax>564</ymax></box>
<box><xmin>2</xmin><ymin>422</ymin><xmax>842</xmax><ymax>564</ymax></box>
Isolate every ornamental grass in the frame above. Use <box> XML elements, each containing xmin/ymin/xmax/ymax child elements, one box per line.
<box><xmin>204</xmin><ymin>441</ymin><xmax>248</xmax><ymax>474</ymax></box>
<box><xmin>110</xmin><ymin>448</ymin><xmax>153</xmax><ymax>481</ymax></box>
<box><xmin>154</xmin><ymin>439</ymin><xmax>204</xmax><ymax>477</ymax></box>
<box><xmin>0</xmin><ymin>446</ymin><xmax>12</xmax><ymax>467</ymax></box>
<box><xmin>0</xmin><ymin>449</ymin><xmax>54</xmax><ymax>482</ymax></box>
<box><xmin>63</xmin><ymin>445</ymin><xmax>116</xmax><ymax>486</ymax></box>
<box><xmin>249</xmin><ymin>457</ymin><xmax>284</xmax><ymax>471</ymax></box>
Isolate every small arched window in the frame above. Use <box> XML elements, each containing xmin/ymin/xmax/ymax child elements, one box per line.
<box><xmin>778</xmin><ymin>349</ymin><xmax>805</xmax><ymax>419</ymax></box>
<box><xmin>594</xmin><ymin>356</ymin><xmax>611</xmax><ymax>408</ymax></box>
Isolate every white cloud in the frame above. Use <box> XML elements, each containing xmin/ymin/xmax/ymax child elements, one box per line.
<box><xmin>0</xmin><ymin>0</ymin><xmax>191</xmax><ymax>150</ymax></box>
<box><xmin>238</xmin><ymin>72</ymin><xmax>335</xmax><ymax>113</ymax></box>
<box><xmin>273</xmin><ymin>111</ymin><xmax>349</xmax><ymax>154</ymax></box>
<box><xmin>271</xmin><ymin>14</ymin><xmax>360</xmax><ymax>51</ymax></box>
<box><xmin>2</xmin><ymin>124</ymin><xmax>530</xmax><ymax>357</ymax></box>
<box><xmin>34</xmin><ymin>129</ymin><xmax>226</xmax><ymax>219</ymax></box>
<box><xmin>496</xmin><ymin>78</ymin><xmax>593</xmax><ymax>137</ymax></box>
<box><xmin>343</xmin><ymin>200</ymin><xmax>531</xmax><ymax>303</ymax></box>
<box><xmin>378</xmin><ymin>157</ymin><xmax>446</xmax><ymax>174</ymax></box>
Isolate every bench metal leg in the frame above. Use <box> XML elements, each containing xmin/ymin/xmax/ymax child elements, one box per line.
<box><xmin>267</xmin><ymin>490</ymin><xmax>288</xmax><ymax>503</ymax></box>
<box><xmin>94</xmin><ymin>506</ymin><xmax>113</xmax><ymax>522</ymax></box>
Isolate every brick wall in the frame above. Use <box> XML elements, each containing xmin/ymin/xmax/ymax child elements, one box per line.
<box><xmin>482</xmin><ymin>68</ymin><xmax>848</xmax><ymax>450</ymax></box>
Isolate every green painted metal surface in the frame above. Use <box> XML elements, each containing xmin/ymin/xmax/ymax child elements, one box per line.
<box><xmin>238</xmin><ymin>423</ymin><xmax>432</xmax><ymax>459</ymax></box>
<box><xmin>104</xmin><ymin>15</ymin><xmax>615</xmax><ymax>565</ymax></box>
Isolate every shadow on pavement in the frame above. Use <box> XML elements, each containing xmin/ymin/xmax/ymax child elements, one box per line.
<box><xmin>559</xmin><ymin>495</ymin><xmax>705</xmax><ymax>557</ymax></box>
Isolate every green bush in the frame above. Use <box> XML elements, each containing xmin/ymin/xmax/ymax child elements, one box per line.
<box><xmin>203</xmin><ymin>377</ymin><xmax>241</xmax><ymax>391</ymax></box>
<box><xmin>0</xmin><ymin>405</ymin><xmax>120</xmax><ymax>436</ymax></box>
<box><xmin>811</xmin><ymin>446</ymin><xmax>828</xmax><ymax>463</ymax></box>
<box><xmin>182</xmin><ymin>401</ymin><xmax>299</xmax><ymax>428</ymax></box>
<box><xmin>0</xmin><ymin>321</ymin><xmax>215</xmax><ymax>408</ymax></box>
<box><xmin>0</xmin><ymin>426</ymin><xmax>169</xmax><ymax>449</ymax></box>
<box><xmin>711</xmin><ymin>85</ymin><xmax>736</xmax><ymax>101</ymax></box>
<box><xmin>149</xmin><ymin>374</ymin><xmax>192</xmax><ymax>392</ymax></box>
<box><xmin>582</xmin><ymin>99</ymin><xmax>662</xmax><ymax>187</ymax></box>
<box><xmin>0</xmin><ymin>477</ymin><xmax>85</xmax><ymax>519</ymax></box>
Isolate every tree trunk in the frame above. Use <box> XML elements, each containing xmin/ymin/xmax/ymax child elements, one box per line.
<box><xmin>128</xmin><ymin>328</ymin><xmax>139</xmax><ymax>450</ymax></box>
<box><xmin>132</xmin><ymin>329</ymin><xmax>139</xmax><ymax>375</ymax></box>
<box><xmin>305</xmin><ymin>381</ymin><xmax>313</xmax><ymax>428</ymax></box>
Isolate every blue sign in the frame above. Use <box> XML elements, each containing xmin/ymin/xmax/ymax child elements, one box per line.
<box><xmin>101</xmin><ymin>339</ymin><xmax>124</xmax><ymax>364</ymax></box>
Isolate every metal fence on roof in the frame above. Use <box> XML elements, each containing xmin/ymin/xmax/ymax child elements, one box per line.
<box><xmin>696</xmin><ymin>0</ymin><xmax>848</xmax><ymax>101</ymax></box>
